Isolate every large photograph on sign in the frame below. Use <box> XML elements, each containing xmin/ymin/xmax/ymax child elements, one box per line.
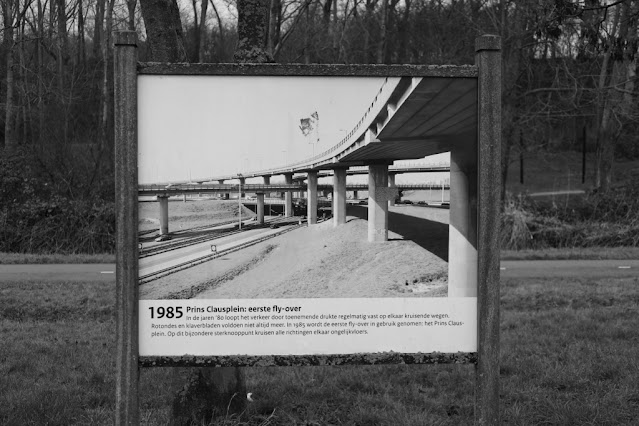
<box><xmin>138</xmin><ymin>74</ymin><xmax>478</xmax><ymax>357</ymax></box>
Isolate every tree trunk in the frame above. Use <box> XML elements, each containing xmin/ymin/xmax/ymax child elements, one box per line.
<box><xmin>139</xmin><ymin>0</ymin><xmax>188</xmax><ymax>62</ymax></box>
<box><xmin>37</xmin><ymin>0</ymin><xmax>44</xmax><ymax>145</ymax></box>
<box><xmin>620</xmin><ymin>0</ymin><xmax>636</xmax><ymax>116</ymax></box>
<box><xmin>191</xmin><ymin>0</ymin><xmax>200</xmax><ymax>62</ymax></box>
<box><xmin>266</xmin><ymin>0</ymin><xmax>280</xmax><ymax>58</ymax></box>
<box><xmin>234</xmin><ymin>0</ymin><xmax>272</xmax><ymax>62</ymax></box>
<box><xmin>363</xmin><ymin>0</ymin><xmax>376</xmax><ymax>63</ymax></box>
<box><xmin>198</xmin><ymin>0</ymin><xmax>209</xmax><ymax>61</ymax></box>
<box><xmin>78</xmin><ymin>0</ymin><xmax>86</xmax><ymax>65</ymax></box>
<box><xmin>127</xmin><ymin>0</ymin><xmax>138</xmax><ymax>30</ymax></box>
<box><xmin>3</xmin><ymin>0</ymin><xmax>16</xmax><ymax>152</ymax></box>
<box><xmin>57</xmin><ymin>0</ymin><xmax>69</xmax><ymax>144</ymax></box>
<box><xmin>594</xmin><ymin>4</ymin><xmax>621</xmax><ymax>191</ymax></box>
<box><xmin>210</xmin><ymin>0</ymin><xmax>226</xmax><ymax>57</ymax></box>
<box><xmin>19</xmin><ymin>16</ymin><xmax>27</xmax><ymax>145</ymax></box>
<box><xmin>500</xmin><ymin>123</ymin><xmax>514</xmax><ymax>208</ymax></box>
<box><xmin>94</xmin><ymin>0</ymin><xmax>105</xmax><ymax>59</ymax></box>
<box><xmin>99</xmin><ymin>0</ymin><xmax>115</xmax><ymax>148</ymax></box>
<box><xmin>397</xmin><ymin>0</ymin><xmax>410</xmax><ymax>63</ymax></box>
<box><xmin>376</xmin><ymin>0</ymin><xmax>388</xmax><ymax>64</ymax></box>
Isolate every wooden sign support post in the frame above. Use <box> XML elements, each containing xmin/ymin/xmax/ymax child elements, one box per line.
<box><xmin>476</xmin><ymin>34</ymin><xmax>502</xmax><ymax>425</ymax></box>
<box><xmin>114</xmin><ymin>31</ymin><xmax>139</xmax><ymax>426</ymax></box>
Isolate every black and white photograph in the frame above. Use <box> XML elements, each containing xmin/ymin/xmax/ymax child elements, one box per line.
<box><xmin>137</xmin><ymin>74</ymin><xmax>478</xmax><ymax>300</ymax></box>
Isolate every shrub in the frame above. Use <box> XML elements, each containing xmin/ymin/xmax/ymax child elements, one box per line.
<box><xmin>501</xmin><ymin>185</ymin><xmax>639</xmax><ymax>250</ymax></box>
<box><xmin>0</xmin><ymin>149</ymin><xmax>116</xmax><ymax>254</ymax></box>
<box><xmin>500</xmin><ymin>193</ymin><xmax>534</xmax><ymax>250</ymax></box>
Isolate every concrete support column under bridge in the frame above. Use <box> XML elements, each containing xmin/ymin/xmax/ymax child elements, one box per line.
<box><xmin>218</xmin><ymin>180</ymin><xmax>229</xmax><ymax>199</ymax></box>
<box><xmin>262</xmin><ymin>176</ymin><xmax>270</xmax><ymax>198</ymax></box>
<box><xmin>388</xmin><ymin>172</ymin><xmax>397</xmax><ymax>207</ymax></box>
<box><xmin>368</xmin><ymin>163</ymin><xmax>391</xmax><ymax>242</ymax></box>
<box><xmin>284</xmin><ymin>173</ymin><xmax>293</xmax><ymax>217</ymax></box>
<box><xmin>333</xmin><ymin>168</ymin><xmax>347</xmax><ymax>226</ymax></box>
<box><xmin>448</xmin><ymin>142</ymin><xmax>478</xmax><ymax>297</ymax></box>
<box><xmin>307</xmin><ymin>171</ymin><xmax>318</xmax><ymax>224</ymax></box>
<box><xmin>239</xmin><ymin>177</ymin><xmax>246</xmax><ymax>198</ymax></box>
<box><xmin>256</xmin><ymin>193</ymin><xmax>265</xmax><ymax>224</ymax></box>
<box><xmin>157</xmin><ymin>195</ymin><xmax>169</xmax><ymax>235</ymax></box>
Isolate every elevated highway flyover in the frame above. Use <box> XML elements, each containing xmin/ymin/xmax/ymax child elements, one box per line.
<box><xmin>138</xmin><ymin>36</ymin><xmax>501</xmax><ymax>297</ymax></box>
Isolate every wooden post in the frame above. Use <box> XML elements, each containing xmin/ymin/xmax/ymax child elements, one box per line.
<box><xmin>475</xmin><ymin>34</ymin><xmax>501</xmax><ymax>426</ymax></box>
<box><xmin>114</xmin><ymin>30</ymin><xmax>139</xmax><ymax>426</ymax></box>
<box><xmin>582</xmin><ymin>126</ymin><xmax>587</xmax><ymax>184</ymax></box>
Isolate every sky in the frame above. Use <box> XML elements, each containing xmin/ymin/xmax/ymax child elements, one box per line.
<box><xmin>138</xmin><ymin>75</ymin><xmax>398</xmax><ymax>184</ymax></box>
<box><xmin>138</xmin><ymin>74</ymin><xmax>450</xmax><ymax>185</ymax></box>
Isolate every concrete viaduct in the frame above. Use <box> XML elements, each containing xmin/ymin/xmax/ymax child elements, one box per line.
<box><xmin>139</xmin><ymin>37</ymin><xmax>501</xmax><ymax>298</ymax></box>
<box><xmin>143</xmin><ymin>66</ymin><xmax>475</xmax><ymax>243</ymax></box>
<box><xmin>139</xmin><ymin>180</ymin><xmax>451</xmax><ymax>229</ymax></box>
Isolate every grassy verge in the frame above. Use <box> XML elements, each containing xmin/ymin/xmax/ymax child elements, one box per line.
<box><xmin>2</xmin><ymin>246</ymin><xmax>636</xmax><ymax>265</ymax></box>
<box><xmin>0</xmin><ymin>252</ymin><xmax>115</xmax><ymax>264</ymax></box>
<box><xmin>500</xmin><ymin>246</ymin><xmax>639</xmax><ymax>260</ymax></box>
<box><xmin>2</xmin><ymin>275</ymin><xmax>638</xmax><ymax>425</ymax></box>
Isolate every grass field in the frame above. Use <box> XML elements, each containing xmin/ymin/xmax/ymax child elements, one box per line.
<box><xmin>3</xmin><ymin>245</ymin><xmax>639</xmax><ymax>265</ymax></box>
<box><xmin>2</xmin><ymin>275</ymin><xmax>638</xmax><ymax>425</ymax></box>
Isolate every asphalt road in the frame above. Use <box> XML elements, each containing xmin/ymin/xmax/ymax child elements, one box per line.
<box><xmin>139</xmin><ymin>223</ymin><xmax>296</xmax><ymax>278</ymax></box>
<box><xmin>1</xmin><ymin>259</ymin><xmax>637</xmax><ymax>282</ymax></box>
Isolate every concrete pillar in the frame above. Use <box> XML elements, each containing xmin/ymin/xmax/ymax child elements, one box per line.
<box><xmin>448</xmin><ymin>142</ymin><xmax>478</xmax><ymax>297</ymax></box>
<box><xmin>333</xmin><ymin>168</ymin><xmax>347</xmax><ymax>226</ymax></box>
<box><xmin>219</xmin><ymin>180</ymin><xmax>229</xmax><ymax>200</ymax></box>
<box><xmin>263</xmin><ymin>176</ymin><xmax>270</xmax><ymax>198</ymax></box>
<box><xmin>368</xmin><ymin>164</ymin><xmax>389</xmax><ymax>241</ymax></box>
<box><xmin>284</xmin><ymin>173</ymin><xmax>293</xmax><ymax>217</ymax></box>
<box><xmin>158</xmin><ymin>195</ymin><xmax>169</xmax><ymax>235</ymax></box>
<box><xmin>256</xmin><ymin>193</ymin><xmax>265</xmax><ymax>224</ymax></box>
<box><xmin>388</xmin><ymin>172</ymin><xmax>397</xmax><ymax>206</ymax></box>
<box><xmin>239</xmin><ymin>177</ymin><xmax>245</xmax><ymax>198</ymax></box>
<box><xmin>307</xmin><ymin>171</ymin><xmax>318</xmax><ymax>224</ymax></box>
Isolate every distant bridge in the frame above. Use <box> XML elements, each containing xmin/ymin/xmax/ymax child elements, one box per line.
<box><xmin>201</xmin><ymin>163</ymin><xmax>451</xmax><ymax>184</ymax></box>
<box><xmin>138</xmin><ymin>182</ymin><xmax>450</xmax><ymax>197</ymax></box>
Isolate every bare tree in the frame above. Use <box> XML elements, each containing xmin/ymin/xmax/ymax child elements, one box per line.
<box><xmin>2</xmin><ymin>0</ymin><xmax>16</xmax><ymax>151</ymax></box>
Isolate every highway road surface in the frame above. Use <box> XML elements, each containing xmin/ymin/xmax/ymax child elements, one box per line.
<box><xmin>139</xmin><ymin>222</ymin><xmax>298</xmax><ymax>278</ymax></box>
<box><xmin>1</xmin><ymin>259</ymin><xmax>637</xmax><ymax>282</ymax></box>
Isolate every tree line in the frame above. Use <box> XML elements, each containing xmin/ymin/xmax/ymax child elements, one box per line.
<box><xmin>0</xmin><ymin>0</ymin><xmax>637</xmax><ymax>197</ymax></box>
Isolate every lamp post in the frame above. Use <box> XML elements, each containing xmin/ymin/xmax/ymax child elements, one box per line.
<box><xmin>238</xmin><ymin>174</ymin><xmax>243</xmax><ymax>230</ymax></box>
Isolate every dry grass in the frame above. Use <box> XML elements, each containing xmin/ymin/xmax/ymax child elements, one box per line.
<box><xmin>0</xmin><ymin>252</ymin><xmax>115</xmax><ymax>264</ymax></box>
<box><xmin>501</xmin><ymin>246</ymin><xmax>639</xmax><ymax>260</ymax></box>
<box><xmin>192</xmin><ymin>216</ymin><xmax>447</xmax><ymax>299</ymax></box>
<box><xmin>2</xmin><ymin>274</ymin><xmax>639</xmax><ymax>425</ymax></box>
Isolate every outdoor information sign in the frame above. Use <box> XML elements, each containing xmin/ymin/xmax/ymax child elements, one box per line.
<box><xmin>115</xmin><ymin>31</ymin><xmax>501</xmax><ymax>424</ymax></box>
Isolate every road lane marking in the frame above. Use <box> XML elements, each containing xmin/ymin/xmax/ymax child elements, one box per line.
<box><xmin>499</xmin><ymin>267</ymin><xmax>506</xmax><ymax>270</ymax></box>
<box><xmin>100</xmin><ymin>271</ymin><xmax>115</xmax><ymax>274</ymax></box>
<box><xmin>618</xmin><ymin>266</ymin><xmax>631</xmax><ymax>269</ymax></box>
